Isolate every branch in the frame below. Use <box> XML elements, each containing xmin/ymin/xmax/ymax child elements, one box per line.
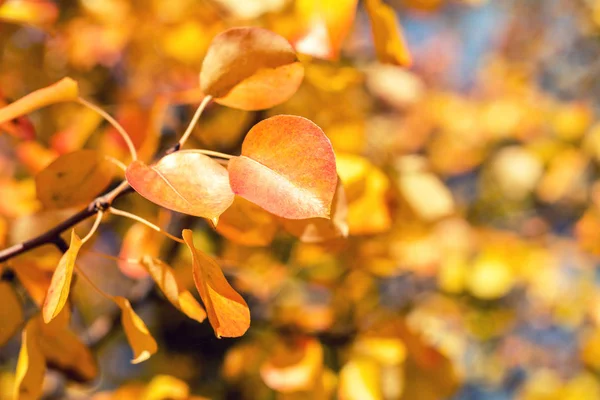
<box><xmin>0</xmin><ymin>185</ymin><xmax>134</xmax><ymax>263</ymax></box>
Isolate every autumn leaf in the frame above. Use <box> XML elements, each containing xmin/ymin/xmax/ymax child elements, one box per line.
<box><xmin>112</xmin><ymin>296</ymin><xmax>158</xmax><ymax>364</ymax></box>
<box><xmin>0</xmin><ymin>78</ymin><xmax>78</xmax><ymax>125</ymax></box>
<box><xmin>42</xmin><ymin>230</ymin><xmax>82</xmax><ymax>323</ymax></box>
<box><xmin>139</xmin><ymin>256</ymin><xmax>207</xmax><ymax>323</ymax></box>
<box><xmin>126</xmin><ymin>150</ymin><xmax>234</xmax><ymax>223</ymax></box>
<box><xmin>0</xmin><ymin>282</ymin><xmax>24</xmax><ymax>346</ymax></box>
<box><xmin>280</xmin><ymin>177</ymin><xmax>349</xmax><ymax>243</ymax></box>
<box><xmin>118</xmin><ymin>223</ymin><xmax>163</xmax><ymax>279</ymax></box>
<box><xmin>260</xmin><ymin>336</ymin><xmax>324</xmax><ymax>392</ymax></box>
<box><xmin>182</xmin><ymin>229</ymin><xmax>250</xmax><ymax>338</ymax></box>
<box><xmin>14</xmin><ymin>319</ymin><xmax>46</xmax><ymax>400</ymax></box>
<box><xmin>364</xmin><ymin>0</ymin><xmax>412</xmax><ymax>66</ymax></box>
<box><xmin>35</xmin><ymin>150</ymin><xmax>115</xmax><ymax>209</ymax></box>
<box><xmin>0</xmin><ymin>0</ymin><xmax>58</xmax><ymax>28</ymax></box>
<box><xmin>216</xmin><ymin>196</ymin><xmax>279</xmax><ymax>246</ymax></box>
<box><xmin>228</xmin><ymin>115</ymin><xmax>337</xmax><ymax>219</ymax></box>
<box><xmin>38</xmin><ymin>309</ymin><xmax>97</xmax><ymax>382</ymax></box>
<box><xmin>294</xmin><ymin>0</ymin><xmax>358</xmax><ymax>60</ymax></box>
<box><xmin>338</xmin><ymin>358</ymin><xmax>382</xmax><ymax>400</ymax></box>
<box><xmin>200</xmin><ymin>27</ymin><xmax>304</xmax><ymax>110</ymax></box>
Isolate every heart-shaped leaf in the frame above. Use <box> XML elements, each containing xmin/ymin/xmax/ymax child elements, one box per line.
<box><xmin>200</xmin><ymin>27</ymin><xmax>304</xmax><ymax>110</ymax></box>
<box><xmin>112</xmin><ymin>296</ymin><xmax>158</xmax><ymax>364</ymax></box>
<box><xmin>140</xmin><ymin>256</ymin><xmax>207</xmax><ymax>323</ymax></box>
<box><xmin>228</xmin><ymin>115</ymin><xmax>337</xmax><ymax>219</ymax></box>
<box><xmin>126</xmin><ymin>150</ymin><xmax>234</xmax><ymax>223</ymax></box>
<box><xmin>0</xmin><ymin>77</ymin><xmax>78</xmax><ymax>125</ymax></box>
<box><xmin>42</xmin><ymin>230</ymin><xmax>82</xmax><ymax>323</ymax></box>
<box><xmin>182</xmin><ymin>229</ymin><xmax>250</xmax><ymax>338</ymax></box>
<box><xmin>35</xmin><ymin>150</ymin><xmax>115</xmax><ymax>209</ymax></box>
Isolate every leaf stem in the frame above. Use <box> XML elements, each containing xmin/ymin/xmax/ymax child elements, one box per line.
<box><xmin>178</xmin><ymin>95</ymin><xmax>212</xmax><ymax>148</ymax></box>
<box><xmin>78</xmin><ymin>97</ymin><xmax>138</xmax><ymax>161</ymax></box>
<box><xmin>194</xmin><ymin>149</ymin><xmax>233</xmax><ymax>159</ymax></box>
<box><xmin>104</xmin><ymin>155</ymin><xmax>127</xmax><ymax>172</ymax></box>
<box><xmin>108</xmin><ymin>207</ymin><xmax>185</xmax><ymax>244</ymax></box>
<box><xmin>81</xmin><ymin>211</ymin><xmax>104</xmax><ymax>244</ymax></box>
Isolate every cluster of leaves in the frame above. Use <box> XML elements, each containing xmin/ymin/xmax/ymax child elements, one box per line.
<box><xmin>3</xmin><ymin>0</ymin><xmax>600</xmax><ymax>399</ymax></box>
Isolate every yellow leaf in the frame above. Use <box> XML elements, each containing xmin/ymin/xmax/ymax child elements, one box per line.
<box><xmin>42</xmin><ymin>230</ymin><xmax>82</xmax><ymax>323</ymax></box>
<box><xmin>182</xmin><ymin>229</ymin><xmax>250</xmax><ymax>338</ymax></box>
<box><xmin>14</xmin><ymin>319</ymin><xmax>46</xmax><ymax>400</ymax></box>
<box><xmin>35</xmin><ymin>150</ymin><xmax>115</xmax><ymax>209</ymax></box>
<box><xmin>338</xmin><ymin>358</ymin><xmax>382</xmax><ymax>400</ymax></box>
<box><xmin>142</xmin><ymin>375</ymin><xmax>190</xmax><ymax>400</ymax></box>
<box><xmin>364</xmin><ymin>0</ymin><xmax>412</xmax><ymax>66</ymax></box>
<box><xmin>0</xmin><ymin>282</ymin><xmax>23</xmax><ymax>346</ymax></box>
<box><xmin>112</xmin><ymin>296</ymin><xmax>158</xmax><ymax>364</ymax></box>
<box><xmin>139</xmin><ymin>256</ymin><xmax>207</xmax><ymax>323</ymax></box>
<box><xmin>0</xmin><ymin>78</ymin><xmax>78</xmax><ymax>125</ymax></box>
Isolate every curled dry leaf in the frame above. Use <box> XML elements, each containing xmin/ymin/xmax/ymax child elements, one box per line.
<box><xmin>364</xmin><ymin>0</ymin><xmax>412</xmax><ymax>66</ymax></box>
<box><xmin>14</xmin><ymin>319</ymin><xmax>46</xmax><ymax>400</ymax></box>
<box><xmin>35</xmin><ymin>150</ymin><xmax>115</xmax><ymax>209</ymax></box>
<box><xmin>112</xmin><ymin>296</ymin><xmax>158</xmax><ymax>364</ymax></box>
<box><xmin>42</xmin><ymin>230</ymin><xmax>82</xmax><ymax>323</ymax></box>
<box><xmin>139</xmin><ymin>256</ymin><xmax>207</xmax><ymax>323</ymax></box>
<box><xmin>0</xmin><ymin>282</ymin><xmax>24</xmax><ymax>346</ymax></box>
<box><xmin>281</xmin><ymin>177</ymin><xmax>349</xmax><ymax>243</ymax></box>
<box><xmin>228</xmin><ymin>115</ymin><xmax>337</xmax><ymax>220</ymax></box>
<box><xmin>0</xmin><ymin>77</ymin><xmax>78</xmax><ymax>125</ymax></box>
<box><xmin>200</xmin><ymin>27</ymin><xmax>304</xmax><ymax>110</ymax></box>
<box><xmin>126</xmin><ymin>150</ymin><xmax>234</xmax><ymax>223</ymax></box>
<box><xmin>216</xmin><ymin>196</ymin><xmax>279</xmax><ymax>246</ymax></box>
<box><xmin>182</xmin><ymin>229</ymin><xmax>250</xmax><ymax>338</ymax></box>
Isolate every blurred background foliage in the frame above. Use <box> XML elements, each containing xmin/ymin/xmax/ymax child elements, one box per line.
<box><xmin>2</xmin><ymin>0</ymin><xmax>600</xmax><ymax>399</ymax></box>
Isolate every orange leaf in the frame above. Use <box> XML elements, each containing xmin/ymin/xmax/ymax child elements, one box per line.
<box><xmin>200</xmin><ymin>27</ymin><xmax>304</xmax><ymax>110</ymax></box>
<box><xmin>118</xmin><ymin>223</ymin><xmax>162</xmax><ymax>279</ymax></box>
<box><xmin>364</xmin><ymin>0</ymin><xmax>412</xmax><ymax>66</ymax></box>
<box><xmin>42</xmin><ymin>230</ymin><xmax>82</xmax><ymax>323</ymax></box>
<box><xmin>280</xmin><ymin>177</ymin><xmax>349</xmax><ymax>242</ymax></box>
<box><xmin>0</xmin><ymin>282</ymin><xmax>24</xmax><ymax>346</ymax></box>
<box><xmin>216</xmin><ymin>196</ymin><xmax>279</xmax><ymax>246</ymax></box>
<box><xmin>35</xmin><ymin>150</ymin><xmax>115</xmax><ymax>209</ymax></box>
<box><xmin>112</xmin><ymin>296</ymin><xmax>158</xmax><ymax>364</ymax></box>
<box><xmin>182</xmin><ymin>229</ymin><xmax>250</xmax><ymax>338</ymax></box>
<box><xmin>140</xmin><ymin>256</ymin><xmax>207</xmax><ymax>323</ymax></box>
<box><xmin>0</xmin><ymin>78</ymin><xmax>78</xmax><ymax>125</ymax></box>
<box><xmin>228</xmin><ymin>115</ymin><xmax>337</xmax><ymax>219</ymax></box>
<box><xmin>14</xmin><ymin>319</ymin><xmax>46</xmax><ymax>400</ymax></box>
<box><xmin>126</xmin><ymin>151</ymin><xmax>234</xmax><ymax>223</ymax></box>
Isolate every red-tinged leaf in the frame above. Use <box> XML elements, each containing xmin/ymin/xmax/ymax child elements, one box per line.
<box><xmin>364</xmin><ymin>0</ymin><xmax>412</xmax><ymax>66</ymax></box>
<box><xmin>35</xmin><ymin>150</ymin><xmax>115</xmax><ymax>209</ymax></box>
<box><xmin>0</xmin><ymin>78</ymin><xmax>78</xmax><ymax>125</ymax></box>
<box><xmin>139</xmin><ymin>256</ymin><xmax>207</xmax><ymax>323</ymax></box>
<box><xmin>216</xmin><ymin>196</ymin><xmax>279</xmax><ymax>247</ymax></box>
<box><xmin>112</xmin><ymin>296</ymin><xmax>158</xmax><ymax>364</ymax></box>
<box><xmin>126</xmin><ymin>150</ymin><xmax>234</xmax><ymax>223</ymax></box>
<box><xmin>43</xmin><ymin>230</ymin><xmax>82</xmax><ymax>323</ymax></box>
<box><xmin>228</xmin><ymin>115</ymin><xmax>337</xmax><ymax>219</ymax></box>
<box><xmin>0</xmin><ymin>282</ymin><xmax>24</xmax><ymax>346</ymax></box>
<box><xmin>14</xmin><ymin>319</ymin><xmax>46</xmax><ymax>400</ymax></box>
<box><xmin>200</xmin><ymin>27</ymin><xmax>304</xmax><ymax>110</ymax></box>
<box><xmin>118</xmin><ymin>223</ymin><xmax>163</xmax><ymax>279</ymax></box>
<box><xmin>280</xmin><ymin>177</ymin><xmax>348</xmax><ymax>243</ymax></box>
<box><xmin>182</xmin><ymin>229</ymin><xmax>250</xmax><ymax>338</ymax></box>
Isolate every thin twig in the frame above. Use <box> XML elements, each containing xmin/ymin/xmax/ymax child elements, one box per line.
<box><xmin>108</xmin><ymin>207</ymin><xmax>185</xmax><ymax>244</ymax></box>
<box><xmin>178</xmin><ymin>95</ymin><xmax>212</xmax><ymax>148</ymax></box>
